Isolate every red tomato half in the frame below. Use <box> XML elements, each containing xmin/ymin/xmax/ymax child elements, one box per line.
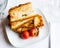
<box><xmin>21</xmin><ymin>31</ymin><xmax>29</xmax><ymax>39</ymax></box>
<box><xmin>29</xmin><ymin>28</ymin><xmax>39</xmax><ymax>37</ymax></box>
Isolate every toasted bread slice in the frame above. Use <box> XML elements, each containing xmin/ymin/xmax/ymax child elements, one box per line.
<box><xmin>9</xmin><ymin>2</ymin><xmax>37</xmax><ymax>22</ymax></box>
<box><xmin>11</xmin><ymin>17</ymin><xmax>34</xmax><ymax>30</ymax></box>
<box><xmin>34</xmin><ymin>15</ymin><xmax>44</xmax><ymax>27</ymax></box>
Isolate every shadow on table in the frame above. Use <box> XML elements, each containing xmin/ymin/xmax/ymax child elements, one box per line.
<box><xmin>1</xmin><ymin>17</ymin><xmax>14</xmax><ymax>47</ymax></box>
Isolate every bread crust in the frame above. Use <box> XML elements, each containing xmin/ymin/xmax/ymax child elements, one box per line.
<box><xmin>9</xmin><ymin>2</ymin><xmax>31</xmax><ymax>13</ymax></box>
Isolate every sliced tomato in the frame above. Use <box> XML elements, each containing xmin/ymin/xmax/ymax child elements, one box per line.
<box><xmin>21</xmin><ymin>31</ymin><xmax>29</xmax><ymax>39</ymax></box>
<box><xmin>29</xmin><ymin>28</ymin><xmax>39</xmax><ymax>37</ymax></box>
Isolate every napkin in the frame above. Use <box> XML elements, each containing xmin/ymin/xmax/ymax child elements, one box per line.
<box><xmin>51</xmin><ymin>22</ymin><xmax>60</xmax><ymax>48</ymax></box>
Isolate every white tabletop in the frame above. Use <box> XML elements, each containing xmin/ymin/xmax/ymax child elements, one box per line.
<box><xmin>0</xmin><ymin>0</ymin><xmax>60</xmax><ymax>48</ymax></box>
<box><xmin>51</xmin><ymin>23</ymin><xmax>60</xmax><ymax>48</ymax></box>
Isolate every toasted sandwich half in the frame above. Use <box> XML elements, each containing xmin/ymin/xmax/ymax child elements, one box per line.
<box><xmin>9</xmin><ymin>2</ymin><xmax>37</xmax><ymax>22</ymax></box>
<box><xmin>16</xmin><ymin>14</ymin><xmax>44</xmax><ymax>33</ymax></box>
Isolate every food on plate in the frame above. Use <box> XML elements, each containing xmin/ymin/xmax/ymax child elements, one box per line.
<box><xmin>21</xmin><ymin>31</ymin><xmax>29</xmax><ymax>39</ymax></box>
<box><xmin>29</xmin><ymin>28</ymin><xmax>39</xmax><ymax>37</ymax></box>
<box><xmin>34</xmin><ymin>15</ymin><xmax>44</xmax><ymax>27</ymax></box>
<box><xmin>8</xmin><ymin>2</ymin><xmax>44</xmax><ymax>39</ymax></box>
<box><xmin>9</xmin><ymin>2</ymin><xmax>37</xmax><ymax>22</ymax></box>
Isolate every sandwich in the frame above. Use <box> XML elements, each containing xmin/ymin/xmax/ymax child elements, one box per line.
<box><xmin>9</xmin><ymin>2</ymin><xmax>37</xmax><ymax>22</ymax></box>
<box><xmin>16</xmin><ymin>14</ymin><xmax>44</xmax><ymax>33</ymax></box>
<box><xmin>8</xmin><ymin>2</ymin><xmax>44</xmax><ymax>34</ymax></box>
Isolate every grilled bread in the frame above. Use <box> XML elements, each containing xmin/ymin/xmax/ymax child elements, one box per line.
<box><xmin>16</xmin><ymin>14</ymin><xmax>44</xmax><ymax>33</ymax></box>
<box><xmin>34</xmin><ymin>14</ymin><xmax>44</xmax><ymax>27</ymax></box>
<box><xmin>9</xmin><ymin>2</ymin><xmax>37</xmax><ymax>22</ymax></box>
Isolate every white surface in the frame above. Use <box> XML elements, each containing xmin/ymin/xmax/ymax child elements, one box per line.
<box><xmin>51</xmin><ymin>23</ymin><xmax>60</xmax><ymax>48</ymax></box>
<box><xmin>5</xmin><ymin>8</ymin><xmax>49</xmax><ymax>48</ymax></box>
<box><xmin>0</xmin><ymin>0</ymin><xmax>60</xmax><ymax>48</ymax></box>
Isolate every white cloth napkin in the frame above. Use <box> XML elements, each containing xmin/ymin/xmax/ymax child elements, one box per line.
<box><xmin>51</xmin><ymin>22</ymin><xmax>60</xmax><ymax>48</ymax></box>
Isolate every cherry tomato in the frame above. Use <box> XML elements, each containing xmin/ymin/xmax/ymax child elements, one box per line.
<box><xmin>29</xmin><ymin>28</ymin><xmax>39</xmax><ymax>37</ymax></box>
<box><xmin>21</xmin><ymin>31</ymin><xmax>29</xmax><ymax>39</ymax></box>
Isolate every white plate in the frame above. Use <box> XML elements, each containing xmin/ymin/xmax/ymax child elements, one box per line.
<box><xmin>5</xmin><ymin>8</ymin><xmax>49</xmax><ymax>48</ymax></box>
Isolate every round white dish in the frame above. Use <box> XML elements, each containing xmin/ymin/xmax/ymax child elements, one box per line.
<box><xmin>5</xmin><ymin>8</ymin><xmax>49</xmax><ymax>48</ymax></box>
